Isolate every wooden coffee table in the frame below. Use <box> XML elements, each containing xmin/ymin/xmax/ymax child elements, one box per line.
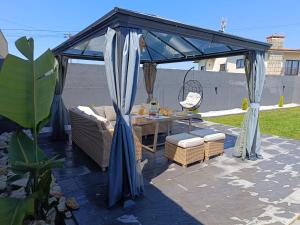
<box><xmin>132</xmin><ymin>113</ymin><xmax>202</xmax><ymax>152</ymax></box>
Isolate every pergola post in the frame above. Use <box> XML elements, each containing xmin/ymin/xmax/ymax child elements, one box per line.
<box><xmin>104</xmin><ymin>27</ymin><xmax>143</xmax><ymax>207</ymax></box>
<box><xmin>233</xmin><ymin>50</ymin><xmax>266</xmax><ymax>160</ymax></box>
<box><xmin>50</xmin><ymin>55</ymin><xmax>70</xmax><ymax>140</ymax></box>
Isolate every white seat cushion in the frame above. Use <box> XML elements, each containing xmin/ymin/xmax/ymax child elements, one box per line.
<box><xmin>204</xmin><ymin>133</ymin><xmax>225</xmax><ymax>142</ymax></box>
<box><xmin>180</xmin><ymin>92</ymin><xmax>201</xmax><ymax>108</ymax></box>
<box><xmin>166</xmin><ymin>133</ymin><xmax>204</xmax><ymax>148</ymax></box>
<box><xmin>190</xmin><ymin>129</ymin><xmax>225</xmax><ymax>142</ymax></box>
<box><xmin>77</xmin><ymin>106</ymin><xmax>108</xmax><ymax>123</ymax></box>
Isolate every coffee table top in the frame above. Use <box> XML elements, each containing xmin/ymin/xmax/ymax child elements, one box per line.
<box><xmin>132</xmin><ymin>113</ymin><xmax>201</xmax><ymax>125</ymax></box>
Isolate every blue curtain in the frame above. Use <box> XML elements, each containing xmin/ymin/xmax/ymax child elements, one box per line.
<box><xmin>104</xmin><ymin>27</ymin><xmax>143</xmax><ymax>207</ymax></box>
<box><xmin>233</xmin><ymin>51</ymin><xmax>266</xmax><ymax>160</ymax></box>
<box><xmin>50</xmin><ymin>55</ymin><xmax>70</xmax><ymax>140</ymax></box>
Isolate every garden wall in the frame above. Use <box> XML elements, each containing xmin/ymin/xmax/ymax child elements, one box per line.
<box><xmin>63</xmin><ymin>63</ymin><xmax>300</xmax><ymax>112</ymax></box>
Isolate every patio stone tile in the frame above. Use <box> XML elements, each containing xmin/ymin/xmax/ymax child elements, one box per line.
<box><xmin>41</xmin><ymin>121</ymin><xmax>300</xmax><ymax>225</ymax></box>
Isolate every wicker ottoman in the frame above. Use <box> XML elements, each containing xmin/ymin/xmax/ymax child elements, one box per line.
<box><xmin>164</xmin><ymin>133</ymin><xmax>205</xmax><ymax>168</ymax></box>
<box><xmin>190</xmin><ymin>129</ymin><xmax>225</xmax><ymax>161</ymax></box>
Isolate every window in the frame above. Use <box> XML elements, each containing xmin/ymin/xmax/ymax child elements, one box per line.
<box><xmin>200</xmin><ymin>66</ymin><xmax>206</xmax><ymax>71</ymax></box>
<box><xmin>285</xmin><ymin>60</ymin><xmax>299</xmax><ymax>75</ymax></box>
<box><xmin>236</xmin><ymin>59</ymin><xmax>245</xmax><ymax>69</ymax></box>
<box><xmin>220</xmin><ymin>64</ymin><xmax>226</xmax><ymax>72</ymax></box>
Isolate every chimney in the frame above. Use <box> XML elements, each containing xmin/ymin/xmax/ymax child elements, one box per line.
<box><xmin>266</xmin><ymin>34</ymin><xmax>285</xmax><ymax>49</ymax></box>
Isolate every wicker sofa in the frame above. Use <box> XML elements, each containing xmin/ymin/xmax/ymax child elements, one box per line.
<box><xmin>69</xmin><ymin>107</ymin><xmax>142</xmax><ymax>171</ymax></box>
<box><xmin>92</xmin><ymin>105</ymin><xmax>170</xmax><ymax>136</ymax></box>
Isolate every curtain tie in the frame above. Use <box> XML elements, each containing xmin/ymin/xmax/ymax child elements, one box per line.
<box><xmin>249</xmin><ymin>103</ymin><xmax>260</xmax><ymax>109</ymax></box>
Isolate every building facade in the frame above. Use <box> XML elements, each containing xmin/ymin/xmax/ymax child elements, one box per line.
<box><xmin>197</xmin><ymin>35</ymin><xmax>300</xmax><ymax>76</ymax></box>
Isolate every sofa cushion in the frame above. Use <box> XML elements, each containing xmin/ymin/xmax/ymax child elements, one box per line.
<box><xmin>166</xmin><ymin>133</ymin><xmax>204</xmax><ymax>148</ymax></box>
<box><xmin>76</xmin><ymin>106</ymin><xmax>111</xmax><ymax>130</ymax></box>
<box><xmin>131</xmin><ymin>105</ymin><xmax>141</xmax><ymax>114</ymax></box>
<box><xmin>190</xmin><ymin>129</ymin><xmax>225</xmax><ymax>142</ymax></box>
<box><xmin>104</xmin><ymin>106</ymin><xmax>116</xmax><ymax>121</ymax></box>
<box><xmin>91</xmin><ymin>106</ymin><xmax>106</xmax><ymax>117</ymax></box>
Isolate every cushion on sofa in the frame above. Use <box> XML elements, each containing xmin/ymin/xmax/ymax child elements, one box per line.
<box><xmin>76</xmin><ymin>106</ymin><xmax>112</xmax><ymax>129</ymax></box>
<box><xmin>104</xmin><ymin>106</ymin><xmax>117</xmax><ymax>121</ymax></box>
<box><xmin>91</xmin><ymin>106</ymin><xmax>106</xmax><ymax>117</ymax></box>
<box><xmin>166</xmin><ymin>133</ymin><xmax>204</xmax><ymax>148</ymax></box>
<box><xmin>131</xmin><ymin>105</ymin><xmax>141</xmax><ymax>114</ymax></box>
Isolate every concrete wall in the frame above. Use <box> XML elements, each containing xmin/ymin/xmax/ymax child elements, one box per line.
<box><xmin>63</xmin><ymin>63</ymin><xmax>300</xmax><ymax>112</ymax></box>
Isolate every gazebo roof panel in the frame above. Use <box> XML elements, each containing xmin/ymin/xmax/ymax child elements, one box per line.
<box><xmin>53</xmin><ymin>7</ymin><xmax>271</xmax><ymax>63</ymax></box>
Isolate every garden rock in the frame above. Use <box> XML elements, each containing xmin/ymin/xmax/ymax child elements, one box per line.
<box><xmin>0</xmin><ymin>141</ymin><xmax>7</xmax><ymax>149</ymax></box>
<box><xmin>65</xmin><ymin>211</ymin><xmax>72</xmax><ymax>219</ymax></box>
<box><xmin>50</xmin><ymin>184</ymin><xmax>63</xmax><ymax>198</ymax></box>
<box><xmin>46</xmin><ymin>207</ymin><xmax>57</xmax><ymax>224</ymax></box>
<box><xmin>66</xmin><ymin>197</ymin><xmax>80</xmax><ymax>210</ymax></box>
<box><xmin>0</xmin><ymin>175</ymin><xmax>7</xmax><ymax>191</ymax></box>
<box><xmin>57</xmin><ymin>196</ymin><xmax>66</xmax><ymax>212</ymax></box>
<box><xmin>9</xmin><ymin>187</ymin><xmax>26</xmax><ymax>198</ymax></box>
<box><xmin>0</xmin><ymin>155</ymin><xmax>8</xmax><ymax>166</ymax></box>
<box><xmin>29</xmin><ymin>220</ymin><xmax>50</xmax><ymax>225</ymax></box>
<box><xmin>0</xmin><ymin>166</ymin><xmax>7</xmax><ymax>176</ymax></box>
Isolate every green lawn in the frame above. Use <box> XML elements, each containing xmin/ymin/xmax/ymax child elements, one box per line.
<box><xmin>205</xmin><ymin>107</ymin><xmax>300</xmax><ymax>140</ymax></box>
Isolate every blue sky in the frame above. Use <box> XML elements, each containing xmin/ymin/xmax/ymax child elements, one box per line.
<box><xmin>1</xmin><ymin>0</ymin><xmax>300</xmax><ymax>69</ymax></box>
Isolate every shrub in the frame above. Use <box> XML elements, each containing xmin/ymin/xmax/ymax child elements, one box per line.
<box><xmin>242</xmin><ymin>98</ymin><xmax>249</xmax><ymax>110</ymax></box>
<box><xmin>191</xmin><ymin>108</ymin><xmax>200</xmax><ymax>114</ymax></box>
<box><xmin>278</xmin><ymin>95</ymin><xmax>284</xmax><ymax>107</ymax></box>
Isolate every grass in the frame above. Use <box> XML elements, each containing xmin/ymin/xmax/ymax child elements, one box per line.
<box><xmin>205</xmin><ymin>107</ymin><xmax>300</xmax><ymax>140</ymax></box>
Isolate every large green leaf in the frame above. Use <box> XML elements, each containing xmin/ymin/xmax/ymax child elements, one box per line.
<box><xmin>37</xmin><ymin>170</ymin><xmax>52</xmax><ymax>209</ymax></box>
<box><xmin>8</xmin><ymin>131</ymin><xmax>63</xmax><ymax>174</ymax></box>
<box><xmin>0</xmin><ymin>36</ymin><xmax>58</xmax><ymax>131</ymax></box>
<box><xmin>0</xmin><ymin>197</ymin><xmax>34</xmax><ymax>225</ymax></box>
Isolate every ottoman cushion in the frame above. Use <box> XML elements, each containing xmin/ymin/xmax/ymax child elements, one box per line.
<box><xmin>204</xmin><ymin>133</ymin><xmax>225</xmax><ymax>142</ymax></box>
<box><xmin>166</xmin><ymin>133</ymin><xmax>204</xmax><ymax>148</ymax></box>
<box><xmin>190</xmin><ymin>129</ymin><xmax>225</xmax><ymax>142</ymax></box>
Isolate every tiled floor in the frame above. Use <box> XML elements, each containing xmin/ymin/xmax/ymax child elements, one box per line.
<box><xmin>41</xmin><ymin>121</ymin><xmax>300</xmax><ymax>225</ymax></box>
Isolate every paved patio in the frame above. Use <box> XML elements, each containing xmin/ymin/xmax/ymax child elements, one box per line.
<box><xmin>42</xmin><ymin>120</ymin><xmax>300</xmax><ymax>225</ymax></box>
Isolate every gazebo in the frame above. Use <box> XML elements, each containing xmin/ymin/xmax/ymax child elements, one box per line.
<box><xmin>52</xmin><ymin>7</ymin><xmax>270</xmax><ymax>207</ymax></box>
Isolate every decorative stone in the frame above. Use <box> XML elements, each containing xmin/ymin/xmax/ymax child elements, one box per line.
<box><xmin>48</xmin><ymin>196</ymin><xmax>57</xmax><ymax>205</ymax></box>
<box><xmin>30</xmin><ymin>220</ymin><xmax>49</xmax><ymax>225</ymax></box>
<box><xmin>9</xmin><ymin>187</ymin><xmax>26</xmax><ymax>198</ymax></box>
<box><xmin>0</xmin><ymin>167</ymin><xmax>7</xmax><ymax>176</ymax></box>
<box><xmin>0</xmin><ymin>192</ymin><xmax>8</xmax><ymax>197</ymax></box>
<box><xmin>46</xmin><ymin>207</ymin><xmax>57</xmax><ymax>224</ymax></box>
<box><xmin>57</xmin><ymin>196</ymin><xmax>66</xmax><ymax>212</ymax></box>
<box><xmin>0</xmin><ymin>141</ymin><xmax>7</xmax><ymax>149</ymax></box>
<box><xmin>0</xmin><ymin>175</ymin><xmax>7</xmax><ymax>191</ymax></box>
<box><xmin>64</xmin><ymin>211</ymin><xmax>72</xmax><ymax>219</ymax></box>
<box><xmin>50</xmin><ymin>184</ymin><xmax>63</xmax><ymax>198</ymax></box>
<box><xmin>0</xmin><ymin>155</ymin><xmax>8</xmax><ymax>166</ymax></box>
<box><xmin>10</xmin><ymin>176</ymin><xmax>29</xmax><ymax>187</ymax></box>
<box><xmin>66</xmin><ymin>197</ymin><xmax>80</xmax><ymax>210</ymax></box>
<box><xmin>7</xmin><ymin>170</ymin><xmax>16</xmax><ymax>178</ymax></box>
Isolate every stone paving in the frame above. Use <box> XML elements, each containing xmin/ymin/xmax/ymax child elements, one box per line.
<box><xmin>42</xmin><ymin>120</ymin><xmax>300</xmax><ymax>225</ymax></box>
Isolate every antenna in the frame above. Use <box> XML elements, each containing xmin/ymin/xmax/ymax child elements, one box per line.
<box><xmin>220</xmin><ymin>17</ymin><xmax>227</xmax><ymax>33</ymax></box>
<box><xmin>64</xmin><ymin>32</ymin><xmax>72</xmax><ymax>63</ymax></box>
<box><xmin>64</xmin><ymin>32</ymin><xmax>72</xmax><ymax>39</ymax></box>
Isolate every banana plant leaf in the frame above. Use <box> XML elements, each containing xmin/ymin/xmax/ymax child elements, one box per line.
<box><xmin>0</xmin><ymin>37</ymin><xmax>58</xmax><ymax>131</ymax></box>
<box><xmin>8</xmin><ymin>131</ymin><xmax>64</xmax><ymax>174</ymax></box>
<box><xmin>0</xmin><ymin>196</ymin><xmax>34</xmax><ymax>225</ymax></box>
<box><xmin>37</xmin><ymin>170</ymin><xmax>52</xmax><ymax>209</ymax></box>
